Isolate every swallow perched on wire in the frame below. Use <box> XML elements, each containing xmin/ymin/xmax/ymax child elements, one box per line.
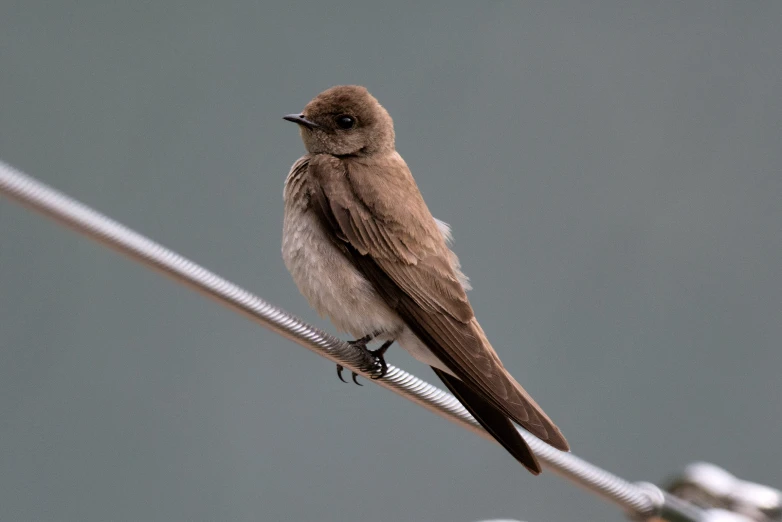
<box><xmin>281</xmin><ymin>85</ymin><xmax>569</xmax><ymax>474</ymax></box>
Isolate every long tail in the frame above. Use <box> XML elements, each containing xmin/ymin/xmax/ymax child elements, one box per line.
<box><xmin>431</xmin><ymin>367</ymin><xmax>541</xmax><ymax>475</ymax></box>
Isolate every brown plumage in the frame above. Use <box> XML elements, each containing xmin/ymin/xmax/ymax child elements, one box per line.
<box><xmin>281</xmin><ymin>85</ymin><xmax>569</xmax><ymax>474</ymax></box>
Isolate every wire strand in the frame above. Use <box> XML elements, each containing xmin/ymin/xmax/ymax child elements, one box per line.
<box><xmin>0</xmin><ymin>160</ymin><xmax>696</xmax><ymax>521</ymax></box>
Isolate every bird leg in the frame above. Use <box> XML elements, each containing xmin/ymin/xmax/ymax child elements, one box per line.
<box><xmin>368</xmin><ymin>339</ymin><xmax>393</xmax><ymax>380</ymax></box>
<box><xmin>336</xmin><ymin>332</ymin><xmax>376</xmax><ymax>384</ymax></box>
<box><xmin>347</xmin><ymin>332</ymin><xmax>377</xmax><ymax>348</ymax></box>
<box><xmin>336</xmin><ymin>333</ymin><xmax>393</xmax><ymax>385</ymax></box>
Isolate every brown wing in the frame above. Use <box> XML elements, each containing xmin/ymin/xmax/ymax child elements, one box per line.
<box><xmin>432</xmin><ymin>367</ymin><xmax>541</xmax><ymax>474</ymax></box>
<box><xmin>308</xmin><ymin>153</ymin><xmax>569</xmax><ymax>452</ymax></box>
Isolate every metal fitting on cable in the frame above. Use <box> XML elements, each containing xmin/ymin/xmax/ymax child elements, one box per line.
<box><xmin>665</xmin><ymin>463</ymin><xmax>782</xmax><ymax>522</ymax></box>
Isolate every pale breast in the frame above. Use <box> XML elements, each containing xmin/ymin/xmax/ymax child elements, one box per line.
<box><xmin>281</xmin><ymin>194</ymin><xmax>402</xmax><ymax>339</ymax></box>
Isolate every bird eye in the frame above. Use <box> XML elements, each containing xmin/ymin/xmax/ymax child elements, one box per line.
<box><xmin>335</xmin><ymin>115</ymin><xmax>356</xmax><ymax>129</ymax></box>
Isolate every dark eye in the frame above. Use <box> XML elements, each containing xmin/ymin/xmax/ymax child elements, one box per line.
<box><xmin>335</xmin><ymin>115</ymin><xmax>356</xmax><ymax>129</ymax></box>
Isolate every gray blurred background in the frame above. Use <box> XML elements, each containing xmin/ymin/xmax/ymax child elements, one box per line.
<box><xmin>1</xmin><ymin>2</ymin><xmax>780</xmax><ymax>521</ymax></box>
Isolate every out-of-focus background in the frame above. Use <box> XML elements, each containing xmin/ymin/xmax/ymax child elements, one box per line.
<box><xmin>1</xmin><ymin>2</ymin><xmax>780</xmax><ymax>521</ymax></box>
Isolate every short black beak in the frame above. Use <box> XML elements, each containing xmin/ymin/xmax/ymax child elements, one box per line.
<box><xmin>283</xmin><ymin>113</ymin><xmax>319</xmax><ymax>130</ymax></box>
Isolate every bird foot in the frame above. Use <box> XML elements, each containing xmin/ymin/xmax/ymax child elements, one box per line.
<box><xmin>337</xmin><ymin>338</ymin><xmax>393</xmax><ymax>385</ymax></box>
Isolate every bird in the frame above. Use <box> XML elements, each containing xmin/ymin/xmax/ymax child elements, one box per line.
<box><xmin>280</xmin><ymin>85</ymin><xmax>569</xmax><ymax>474</ymax></box>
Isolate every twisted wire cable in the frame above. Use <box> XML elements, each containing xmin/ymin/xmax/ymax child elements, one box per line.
<box><xmin>1</xmin><ymin>160</ymin><xmax>694</xmax><ymax>521</ymax></box>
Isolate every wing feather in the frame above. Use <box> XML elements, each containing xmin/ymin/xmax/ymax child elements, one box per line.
<box><xmin>308</xmin><ymin>153</ymin><xmax>569</xmax><ymax>452</ymax></box>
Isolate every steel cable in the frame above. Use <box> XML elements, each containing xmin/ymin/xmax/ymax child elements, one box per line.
<box><xmin>1</xmin><ymin>160</ymin><xmax>699</xmax><ymax>521</ymax></box>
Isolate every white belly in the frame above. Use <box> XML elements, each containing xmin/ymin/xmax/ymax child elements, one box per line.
<box><xmin>281</xmin><ymin>205</ymin><xmax>454</xmax><ymax>375</ymax></box>
<box><xmin>282</xmin><ymin>205</ymin><xmax>402</xmax><ymax>339</ymax></box>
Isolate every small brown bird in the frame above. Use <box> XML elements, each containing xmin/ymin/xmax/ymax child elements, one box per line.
<box><xmin>281</xmin><ymin>85</ymin><xmax>569</xmax><ymax>473</ymax></box>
